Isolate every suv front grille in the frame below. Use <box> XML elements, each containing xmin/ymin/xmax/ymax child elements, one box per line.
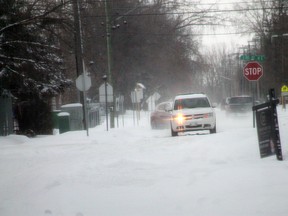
<box><xmin>184</xmin><ymin>114</ymin><xmax>206</xmax><ymax>120</ymax></box>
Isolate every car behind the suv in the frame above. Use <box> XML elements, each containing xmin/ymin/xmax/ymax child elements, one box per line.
<box><xmin>226</xmin><ymin>95</ymin><xmax>252</xmax><ymax>115</ymax></box>
<box><xmin>150</xmin><ymin>101</ymin><xmax>173</xmax><ymax>129</ymax></box>
<box><xmin>170</xmin><ymin>93</ymin><xmax>216</xmax><ymax>136</ymax></box>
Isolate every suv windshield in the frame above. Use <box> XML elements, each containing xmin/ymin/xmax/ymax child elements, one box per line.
<box><xmin>174</xmin><ymin>97</ymin><xmax>210</xmax><ymax>110</ymax></box>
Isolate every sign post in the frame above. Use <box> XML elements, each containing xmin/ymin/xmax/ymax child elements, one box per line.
<box><xmin>281</xmin><ymin>85</ymin><xmax>288</xmax><ymax>109</ymax></box>
<box><xmin>101</xmin><ymin>75</ymin><xmax>113</xmax><ymax>131</ymax></box>
<box><xmin>243</xmin><ymin>61</ymin><xmax>263</xmax><ymax>128</ymax></box>
<box><xmin>269</xmin><ymin>89</ymin><xmax>283</xmax><ymax>161</ymax></box>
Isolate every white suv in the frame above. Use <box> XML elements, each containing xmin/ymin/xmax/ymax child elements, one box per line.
<box><xmin>170</xmin><ymin>93</ymin><xmax>216</xmax><ymax>136</ymax></box>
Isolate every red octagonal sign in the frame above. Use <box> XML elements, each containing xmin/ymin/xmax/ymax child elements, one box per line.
<box><xmin>243</xmin><ymin>61</ymin><xmax>263</xmax><ymax>81</ymax></box>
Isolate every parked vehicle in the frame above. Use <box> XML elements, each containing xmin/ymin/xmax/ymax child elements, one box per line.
<box><xmin>150</xmin><ymin>101</ymin><xmax>173</xmax><ymax>129</ymax></box>
<box><xmin>226</xmin><ymin>95</ymin><xmax>253</xmax><ymax>115</ymax></box>
<box><xmin>170</xmin><ymin>93</ymin><xmax>216</xmax><ymax>136</ymax></box>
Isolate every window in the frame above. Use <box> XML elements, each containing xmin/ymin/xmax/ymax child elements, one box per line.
<box><xmin>229</xmin><ymin>97</ymin><xmax>252</xmax><ymax>104</ymax></box>
<box><xmin>174</xmin><ymin>98</ymin><xmax>210</xmax><ymax>110</ymax></box>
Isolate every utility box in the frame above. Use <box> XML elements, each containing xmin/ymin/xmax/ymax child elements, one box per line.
<box><xmin>61</xmin><ymin>103</ymin><xmax>83</xmax><ymax>131</ymax></box>
<box><xmin>57</xmin><ymin>112</ymin><xmax>70</xmax><ymax>134</ymax></box>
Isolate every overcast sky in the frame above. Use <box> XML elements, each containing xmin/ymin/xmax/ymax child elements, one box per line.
<box><xmin>194</xmin><ymin>0</ymin><xmax>253</xmax><ymax>50</ymax></box>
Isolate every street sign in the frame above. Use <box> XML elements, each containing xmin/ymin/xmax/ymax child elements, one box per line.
<box><xmin>76</xmin><ymin>74</ymin><xmax>91</xmax><ymax>91</ymax></box>
<box><xmin>146</xmin><ymin>92</ymin><xmax>161</xmax><ymax>111</ymax></box>
<box><xmin>252</xmin><ymin>89</ymin><xmax>283</xmax><ymax>160</ymax></box>
<box><xmin>255</xmin><ymin>107</ymin><xmax>275</xmax><ymax>158</ymax></box>
<box><xmin>281</xmin><ymin>85</ymin><xmax>288</xmax><ymax>92</ymax></box>
<box><xmin>131</xmin><ymin>89</ymin><xmax>143</xmax><ymax>104</ymax></box>
<box><xmin>240</xmin><ymin>55</ymin><xmax>265</xmax><ymax>62</ymax></box>
<box><xmin>281</xmin><ymin>85</ymin><xmax>288</xmax><ymax>96</ymax></box>
<box><xmin>243</xmin><ymin>61</ymin><xmax>263</xmax><ymax>81</ymax></box>
<box><xmin>99</xmin><ymin>82</ymin><xmax>113</xmax><ymax>103</ymax></box>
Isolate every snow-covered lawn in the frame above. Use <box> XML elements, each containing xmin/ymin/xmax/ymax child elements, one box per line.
<box><xmin>1</xmin><ymin>108</ymin><xmax>288</xmax><ymax>216</ymax></box>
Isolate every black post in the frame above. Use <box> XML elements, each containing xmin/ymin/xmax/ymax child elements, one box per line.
<box><xmin>269</xmin><ymin>89</ymin><xmax>283</xmax><ymax>161</ymax></box>
<box><xmin>103</xmin><ymin>75</ymin><xmax>108</xmax><ymax>131</ymax></box>
<box><xmin>252</xmin><ymin>82</ymin><xmax>256</xmax><ymax>128</ymax></box>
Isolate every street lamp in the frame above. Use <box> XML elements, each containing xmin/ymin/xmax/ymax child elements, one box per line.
<box><xmin>271</xmin><ymin>33</ymin><xmax>288</xmax><ymax>42</ymax></box>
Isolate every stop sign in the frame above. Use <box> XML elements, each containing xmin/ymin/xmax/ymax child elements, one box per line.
<box><xmin>243</xmin><ymin>61</ymin><xmax>263</xmax><ymax>81</ymax></box>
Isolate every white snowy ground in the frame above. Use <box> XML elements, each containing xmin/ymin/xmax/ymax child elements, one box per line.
<box><xmin>1</xmin><ymin>108</ymin><xmax>288</xmax><ymax>216</ymax></box>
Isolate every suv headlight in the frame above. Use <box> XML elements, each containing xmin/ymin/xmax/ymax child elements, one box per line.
<box><xmin>204</xmin><ymin>112</ymin><xmax>213</xmax><ymax>118</ymax></box>
<box><xmin>173</xmin><ymin>113</ymin><xmax>184</xmax><ymax>124</ymax></box>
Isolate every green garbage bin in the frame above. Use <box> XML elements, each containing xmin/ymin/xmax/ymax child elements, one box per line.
<box><xmin>51</xmin><ymin>110</ymin><xmax>61</xmax><ymax>129</ymax></box>
<box><xmin>58</xmin><ymin>112</ymin><xmax>70</xmax><ymax>134</ymax></box>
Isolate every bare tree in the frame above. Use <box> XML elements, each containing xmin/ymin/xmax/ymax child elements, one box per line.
<box><xmin>232</xmin><ymin>0</ymin><xmax>288</xmax><ymax>97</ymax></box>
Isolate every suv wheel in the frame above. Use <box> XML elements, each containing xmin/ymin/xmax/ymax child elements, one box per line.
<box><xmin>210</xmin><ymin>126</ymin><xmax>216</xmax><ymax>134</ymax></box>
<box><xmin>171</xmin><ymin>128</ymin><xmax>178</xmax><ymax>136</ymax></box>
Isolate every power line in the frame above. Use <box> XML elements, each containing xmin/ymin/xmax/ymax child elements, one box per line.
<box><xmin>87</xmin><ymin>0</ymin><xmax>276</xmax><ymax>6</ymax></box>
<box><xmin>84</xmin><ymin>6</ymin><xmax>288</xmax><ymax>18</ymax></box>
<box><xmin>88</xmin><ymin>30</ymin><xmax>258</xmax><ymax>38</ymax></box>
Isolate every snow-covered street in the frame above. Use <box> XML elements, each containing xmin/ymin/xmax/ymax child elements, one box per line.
<box><xmin>1</xmin><ymin>108</ymin><xmax>288</xmax><ymax>216</ymax></box>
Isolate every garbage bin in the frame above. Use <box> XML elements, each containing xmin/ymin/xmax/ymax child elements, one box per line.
<box><xmin>51</xmin><ymin>110</ymin><xmax>61</xmax><ymax>129</ymax></box>
<box><xmin>57</xmin><ymin>112</ymin><xmax>70</xmax><ymax>134</ymax></box>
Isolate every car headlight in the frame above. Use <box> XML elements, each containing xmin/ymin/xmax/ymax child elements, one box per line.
<box><xmin>173</xmin><ymin>113</ymin><xmax>184</xmax><ymax>124</ymax></box>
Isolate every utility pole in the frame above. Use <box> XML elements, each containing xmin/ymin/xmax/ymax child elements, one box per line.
<box><xmin>73</xmin><ymin>0</ymin><xmax>89</xmax><ymax>135</ymax></box>
<box><xmin>104</xmin><ymin>0</ymin><xmax>115</xmax><ymax>128</ymax></box>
